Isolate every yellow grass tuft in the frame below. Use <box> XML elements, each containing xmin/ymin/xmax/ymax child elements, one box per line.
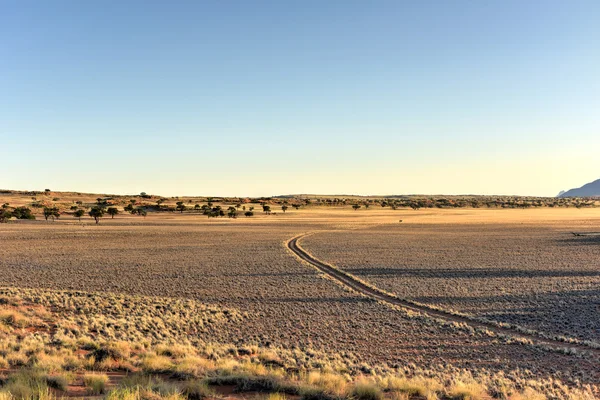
<box><xmin>83</xmin><ymin>373</ymin><xmax>110</xmax><ymax>395</ymax></box>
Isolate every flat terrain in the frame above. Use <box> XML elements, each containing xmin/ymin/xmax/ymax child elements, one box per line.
<box><xmin>301</xmin><ymin>209</ymin><xmax>600</xmax><ymax>344</ymax></box>
<box><xmin>1</xmin><ymin>202</ymin><xmax>599</xmax><ymax>391</ymax></box>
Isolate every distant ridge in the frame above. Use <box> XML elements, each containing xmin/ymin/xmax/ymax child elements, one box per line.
<box><xmin>558</xmin><ymin>178</ymin><xmax>600</xmax><ymax>198</ymax></box>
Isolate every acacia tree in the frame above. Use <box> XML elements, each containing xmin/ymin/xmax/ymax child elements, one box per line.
<box><xmin>352</xmin><ymin>204</ymin><xmax>361</xmax><ymax>211</ymax></box>
<box><xmin>176</xmin><ymin>201</ymin><xmax>186</xmax><ymax>213</ymax></box>
<box><xmin>74</xmin><ymin>209</ymin><xmax>85</xmax><ymax>221</ymax></box>
<box><xmin>107</xmin><ymin>207</ymin><xmax>119</xmax><ymax>218</ymax></box>
<box><xmin>13</xmin><ymin>207</ymin><xmax>35</xmax><ymax>220</ymax></box>
<box><xmin>281</xmin><ymin>205</ymin><xmax>288</xmax><ymax>213</ymax></box>
<box><xmin>88</xmin><ymin>207</ymin><xmax>104</xmax><ymax>224</ymax></box>
<box><xmin>43</xmin><ymin>206</ymin><xmax>60</xmax><ymax>221</ymax></box>
<box><xmin>227</xmin><ymin>207</ymin><xmax>237</xmax><ymax>218</ymax></box>
<box><xmin>262</xmin><ymin>205</ymin><xmax>271</xmax><ymax>214</ymax></box>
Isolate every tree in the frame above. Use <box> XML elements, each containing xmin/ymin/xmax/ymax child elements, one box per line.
<box><xmin>281</xmin><ymin>205</ymin><xmax>288</xmax><ymax>213</ymax></box>
<box><xmin>262</xmin><ymin>205</ymin><xmax>271</xmax><ymax>214</ymax></box>
<box><xmin>2</xmin><ymin>203</ymin><xmax>9</xmax><ymax>209</ymax></box>
<box><xmin>74</xmin><ymin>209</ymin><xmax>85</xmax><ymax>221</ymax></box>
<box><xmin>227</xmin><ymin>207</ymin><xmax>238</xmax><ymax>218</ymax></box>
<box><xmin>292</xmin><ymin>204</ymin><xmax>301</xmax><ymax>210</ymax></box>
<box><xmin>124</xmin><ymin>203</ymin><xmax>134</xmax><ymax>212</ymax></box>
<box><xmin>107</xmin><ymin>207</ymin><xmax>119</xmax><ymax>218</ymax></box>
<box><xmin>88</xmin><ymin>207</ymin><xmax>104</xmax><ymax>224</ymax></box>
<box><xmin>352</xmin><ymin>204</ymin><xmax>361</xmax><ymax>211</ymax></box>
<box><xmin>135</xmin><ymin>207</ymin><xmax>147</xmax><ymax>217</ymax></box>
<box><xmin>12</xmin><ymin>207</ymin><xmax>35</xmax><ymax>220</ymax></box>
<box><xmin>244</xmin><ymin>211</ymin><xmax>253</xmax><ymax>217</ymax></box>
<box><xmin>43</xmin><ymin>206</ymin><xmax>60</xmax><ymax>221</ymax></box>
<box><xmin>176</xmin><ymin>201</ymin><xmax>187</xmax><ymax>213</ymax></box>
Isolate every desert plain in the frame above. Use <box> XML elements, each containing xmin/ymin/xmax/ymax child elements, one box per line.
<box><xmin>0</xmin><ymin>191</ymin><xmax>598</xmax><ymax>399</ymax></box>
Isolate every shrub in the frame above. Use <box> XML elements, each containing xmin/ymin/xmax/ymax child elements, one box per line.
<box><xmin>0</xmin><ymin>209</ymin><xmax>11</xmax><ymax>223</ymax></box>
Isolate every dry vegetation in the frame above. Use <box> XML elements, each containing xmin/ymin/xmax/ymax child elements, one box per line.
<box><xmin>0</xmin><ymin>191</ymin><xmax>599</xmax><ymax>399</ymax></box>
<box><xmin>0</xmin><ymin>287</ymin><xmax>596</xmax><ymax>400</ymax></box>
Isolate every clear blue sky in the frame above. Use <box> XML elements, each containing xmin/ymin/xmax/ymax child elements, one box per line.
<box><xmin>1</xmin><ymin>1</ymin><xmax>599</xmax><ymax>197</ymax></box>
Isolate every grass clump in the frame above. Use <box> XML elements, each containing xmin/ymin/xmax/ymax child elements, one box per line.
<box><xmin>383</xmin><ymin>376</ymin><xmax>441</xmax><ymax>399</ymax></box>
<box><xmin>266</xmin><ymin>394</ymin><xmax>287</xmax><ymax>400</ymax></box>
<box><xmin>182</xmin><ymin>380</ymin><xmax>215</xmax><ymax>399</ymax></box>
<box><xmin>0</xmin><ymin>370</ymin><xmax>49</xmax><ymax>399</ymax></box>
<box><xmin>140</xmin><ymin>354</ymin><xmax>174</xmax><ymax>373</ymax></box>
<box><xmin>306</xmin><ymin>371</ymin><xmax>348</xmax><ymax>396</ymax></box>
<box><xmin>83</xmin><ymin>373</ymin><xmax>110</xmax><ymax>395</ymax></box>
<box><xmin>350</xmin><ymin>380</ymin><xmax>383</xmax><ymax>400</ymax></box>
<box><xmin>447</xmin><ymin>380</ymin><xmax>487</xmax><ymax>400</ymax></box>
<box><xmin>0</xmin><ymin>309</ymin><xmax>29</xmax><ymax>328</ymax></box>
<box><xmin>45</xmin><ymin>373</ymin><xmax>71</xmax><ymax>391</ymax></box>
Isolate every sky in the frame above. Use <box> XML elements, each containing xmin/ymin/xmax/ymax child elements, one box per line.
<box><xmin>1</xmin><ymin>1</ymin><xmax>599</xmax><ymax>197</ymax></box>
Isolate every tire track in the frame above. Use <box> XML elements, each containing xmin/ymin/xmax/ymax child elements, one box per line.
<box><xmin>287</xmin><ymin>233</ymin><xmax>600</xmax><ymax>358</ymax></box>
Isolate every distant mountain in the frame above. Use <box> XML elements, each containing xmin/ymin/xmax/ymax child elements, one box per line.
<box><xmin>558</xmin><ymin>178</ymin><xmax>600</xmax><ymax>197</ymax></box>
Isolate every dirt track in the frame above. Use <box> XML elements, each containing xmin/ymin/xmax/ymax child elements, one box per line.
<box><xmin>287</xmin><ymin>232</ymin><xmax>600</xmax><ymax>359</ymax></box>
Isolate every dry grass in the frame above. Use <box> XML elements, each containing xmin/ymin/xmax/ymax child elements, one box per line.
<box><xmin>0</xmin><ymin>200</ymin><xmax>598</xmax><ymax>399</ymax></box>
<box><xmin>84</xmin><ymin>373</ymin><xmax>110</xmax><ymax>395</ymax></box>
<box><xmin>0</xmin><ymin>287</ymin><xmax>594</xmax><ymax>399</ymax></box>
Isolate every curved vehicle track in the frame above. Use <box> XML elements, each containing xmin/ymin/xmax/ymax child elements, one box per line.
<box><xmin>287</xmin><ymin>233</ymin><xmax>600</xmax><ymax>358</ymax></box>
